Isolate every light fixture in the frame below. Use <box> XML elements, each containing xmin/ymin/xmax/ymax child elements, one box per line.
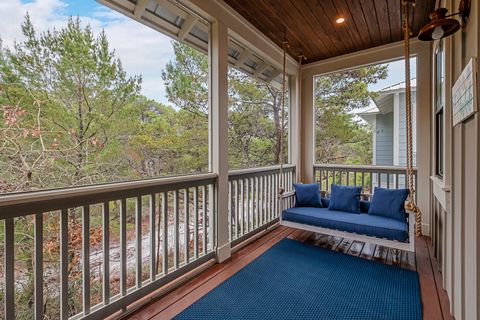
<box><xmin>335</xmin><ymin>17</ymin><xmax>345</xmax><ymax>24</ymax></box>
<box><xmin>418</xmin><ymin>0</ymin><xmax>471</xmax><ymax>41</ymax></box>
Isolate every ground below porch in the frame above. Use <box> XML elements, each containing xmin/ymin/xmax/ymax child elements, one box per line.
<box><xmin>121</xmin><ymin>225</ymin><xmax>452</xmax><ymax>320</ymax></box>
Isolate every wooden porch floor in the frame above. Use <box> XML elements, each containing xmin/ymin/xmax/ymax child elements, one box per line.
<box><xmin>125</xmin><ymin>226</ymin><xmax>452</xmax><ymax>320</ymax></box>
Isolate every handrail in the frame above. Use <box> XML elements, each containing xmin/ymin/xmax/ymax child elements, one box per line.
<box><xmin>228</xmin><ymin>164</ymin><xmax>295</xmax><ymax>179</ymax></box>
<box><xmin>314</xmin><ymin>163</ymin><xmax>417</xmax><ymax>174</ymax></box>
<box><xmin>0</xmin><ymin>173</ymin><xmax>218</xmax><ymax>219</ymax></box>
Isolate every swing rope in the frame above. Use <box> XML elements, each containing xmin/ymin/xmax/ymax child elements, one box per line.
<box><xmin>403</xmin><ymin>0</ymin><xmax>422</xmax><ymax>237</ymax></box>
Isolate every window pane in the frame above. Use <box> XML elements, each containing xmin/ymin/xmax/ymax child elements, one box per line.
<box><xmin>0</xmin><ymin>1</ymin><xmax>209</xmax><ymax>194</ymax></box>
<box><xmin>314</xmin><ymin>59</ymin><xmax>417</xmax><ymax>168</ymax></box>
<box><xmin>435</xmin><ymin>40</ymin><xmax>445</xmax><ymax>177</ymax></box>
<box><xmin>227</xmin><ymin>66</ymin><xmax>289</xmax><ymax>169</ymax></box>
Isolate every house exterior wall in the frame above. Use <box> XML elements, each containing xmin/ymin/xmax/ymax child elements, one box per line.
<box><xmin>398</xmin><ymin>91</ymin><xmax>417</xmax><ymax>167</ymax></box>
<box><xmin>374</xmin><ymin>112</ymin><xmax>394</xmax><ymax>165</ymax></box>
<box><xmin>371</xmin><ymin>89</ymin><xmax>417</xmax><ymax>167</ymax></box>
<box><xmin>432</xmin><ymin>0</ymin><xmax>480</xmax><ymax>318</ymax></box>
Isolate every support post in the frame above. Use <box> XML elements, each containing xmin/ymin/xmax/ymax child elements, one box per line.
<box><xmin>210</xmin><ymin>19</ymin><xmax>231</xmax><ymax>262</ymax></box>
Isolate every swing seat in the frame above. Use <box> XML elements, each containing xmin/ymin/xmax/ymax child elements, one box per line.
<box><xmin>283</xmin><ymin>207</ymin><xmax>408</xmax><ymax>242</ymax></box>
<box><xmin>279</xmin><ymin>192</ymin><xmax>416</xmax><ymax>252</ymax></box>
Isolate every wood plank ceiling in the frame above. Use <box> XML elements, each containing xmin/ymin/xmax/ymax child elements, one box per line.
<box><xmin>223</xmin><ymin>0</ymin><xmax>436</xmax><ymax>63</ymax></box>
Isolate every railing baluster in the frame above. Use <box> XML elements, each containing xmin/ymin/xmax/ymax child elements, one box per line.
<box><xmin>267</xmin><ymin>175</ymin><xmax>271</xmax><ymax>222</ymax></box>
<box><xmin>162</xmin><ymin>193</ymin><xmax>168</xmax><ymax>274</ymax></box>
<box><xmin>194</xmin><ymin>187</ymin><xmax>199</xmax><ymax>259</ymax></box>
<box><xmin>259</xmin><ymin>176</ymin><xmax>264</xmax><ymax>226</ymax></box>
<box><xmin>60</xmin><ymin>209</ymin><xmax>69</xmax><ymax>320</ymax></box>
<box><xmin>387</xmin><ymin>173</ymin><xmax>390</xmax><ymax>188</ymax></box>
<box><xmin>102</xmin><ymin>201</ymin><xmax>110</xmax><ymax>305</ymax></box>
<box><xmin>246</xmin><ymin>178</ymin><xmax>250</xmax><ymax>233</ymax></box>
<box><xmin>228</xmin><ymin>181</ymin><xmax>232</xmax><ymax>241</ymax></box>
<box><xmin>396</xmin><ymin>173</ymin><xmax>399</xmax><ymax>189</ymax></box>
<box><xmin>136</xmin><ymin>196</ymin><xmax>142</xmax><ymax>288</ymax></box>
<box><xmin>240</xmin><ymin>179</ymin><xmax>244</xmax><ymax>236</ymax></box>
<box><xmin>274</xmin><ymin>173</ymin><xmax>278</xmax><ymax>218</ymax></box>
<box><xmin>202</xmin><ymin>186</ymin><xmax>207</xmax><ymax>255</ymax></box>
<box><xmin>234</xmin><ymin>180</ymin><xmax>239</xmax><ymax>240</ymax></box>
<box><xmin>120</xmin><ymin>198</ymin><xmax>127</xmax><ymax>297</ymax></box>
<box><xmin>34</xmin><ymin>213</ymin><xmax>43</xmax><ymax>320</ymax></box>
<box><xmin>150</xmin><ymin>194</ymin><xmax>156</xmax><ymax>281</ymax></box>
<box><xmin>415</xmin><ymin>172</ymin><xmax>418</xmax><ymax>202</ymax></box>
<box><xmin>209</xmin><ymin>184</ymin><xmax>215</xmax><ymax>250</ymax></box>
<box><xmin>185</xmin><ymin>188</ymin><xmax>190</xmax><ymax>264</ymax></box>
<box><xmin>5</xmin><ymin>218</ymin><xmax>14</xmax><ymax>320</ymax></box>
<box><xmin>174</xmin><ymin>190</ymin><xmax>179</xmax><ymax>269</ymax></box>
<box><xmin>346</xmin><ymin>171</ymin><xmax>350</xmax><ymax>186</ymax></box>
<box><xmin>369</xmin><ymin>173</ymin><xmax>373</xmax><ymax>194</ymax></box>
<box><xmin>255</xmin><ymin>176</ymin><xmax>259</xmax><ymax>229</ymax></box>
<box><xmin>82</xmin><ymin>205</ymin><xmax>91</xmax><ymax>315</ymax></box>
<box><xmin>354</xmin><ymin>172</ymin><xmax>357</xmax><ymax>186</ymax></box>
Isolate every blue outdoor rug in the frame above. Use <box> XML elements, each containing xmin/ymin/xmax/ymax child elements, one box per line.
<box><xmin>175</xmin><ymin>238</ymin><xmax>422</xmax><ymax>320</ymax></box>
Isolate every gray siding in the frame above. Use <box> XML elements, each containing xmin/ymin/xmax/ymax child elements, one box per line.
<box><xmin>398</xmin><ymin>92</ymin><xmax>417</xmax><ymax>167</ymax></box>
<box><xmin>374</xmin><ymin>112</ymin><xmax>393</xmax><ymax>165</ymax></box>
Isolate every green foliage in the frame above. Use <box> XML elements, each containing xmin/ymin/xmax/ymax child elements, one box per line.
<box><xmin>0</xmin><ymin>15</ymin><xmax>141</xmax><ymax>191</ymax></box>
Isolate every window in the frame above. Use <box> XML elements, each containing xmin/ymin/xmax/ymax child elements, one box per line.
<box><xmin>227</xmin><ymin>47</ymin><xmax>289</xmax><ymax>170</ymax></box>
<box><xmin>314</xmin><ymin>59</ymin><xmax>417</xmax><ymax>168</ymax></box>
<box><xmin>0</xmin><ymin>0</ymin><xmax>211</xmax><ymax>194</ymax></box>
<box><xmin>435</xmin><ymin>40</ymin><xmax>445</xmax><ymax>177</ymax></box>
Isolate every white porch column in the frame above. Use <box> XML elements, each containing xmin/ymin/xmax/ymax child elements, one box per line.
<box><xmin>210</xmin><ymin>19</ymin><xmax>230</xmax><ymax>263</ymax></box>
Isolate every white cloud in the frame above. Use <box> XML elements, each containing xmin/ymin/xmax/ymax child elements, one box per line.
<box><xmin>0</xmin><ymin>0</ymin><xmax>175</xmax><ymax>104</ymax></box>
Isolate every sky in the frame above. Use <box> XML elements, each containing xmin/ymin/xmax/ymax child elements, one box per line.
<box><xmin>0</xmin><ymin>0</ymin><xmax>175</xmax><ymax>104</ymax></box>
<box><xmin>369</xmin><ymin>58</ymin><xmax>417</xmax><ymax>91</ymax></box>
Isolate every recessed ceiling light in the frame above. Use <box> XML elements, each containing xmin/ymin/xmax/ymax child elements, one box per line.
<box><xmin>336</xmin><ymin>17</ymin><xmax>346</xmax><ymax>24</ymax></box>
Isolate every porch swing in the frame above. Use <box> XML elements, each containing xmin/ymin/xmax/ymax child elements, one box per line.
<box><xmin>278</xmin><ymin>0</ymin><xmax>421</xmax><ymax>252</ymax></box>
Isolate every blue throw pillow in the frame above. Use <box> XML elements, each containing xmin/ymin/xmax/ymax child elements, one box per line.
<box><xmin>293</xmin><ymin>183</ymin><xmax>322</xmax><ymax>208</ymax></box>
<box><xmin>328</xmin><ymin>184</ymin><xmax>362</xmax><ymax>213</ymax></box>
<box><xmin>368</xmin><ymin>187</ymin><xmax>409</xmax><ymax>221</ymax></box>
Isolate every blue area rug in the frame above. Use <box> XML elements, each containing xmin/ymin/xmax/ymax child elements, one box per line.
<box><xmin>175</xmin><ymin>239</ymin><xmax>422</xmax><ymax>320</ymax></box>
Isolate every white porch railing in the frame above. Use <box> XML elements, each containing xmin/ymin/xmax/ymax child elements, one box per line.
<box><xmin>0</xmin><ymin>173</ymin><xmax>217</xmax><ymax>319</ymax></box>
<box><xmin>0</xmin><ymin>165</ymin><xmax>298</xmax><ymax>319</ymax></box>
<box><xmin>228</xmin><ymin>164</ymin><xmax>296</xmax><ymax>245</ymax></box>
<box><xmin>314</xmin><ymin>164</ymin><xmax>417</xmax><ymax>200</ymax></box>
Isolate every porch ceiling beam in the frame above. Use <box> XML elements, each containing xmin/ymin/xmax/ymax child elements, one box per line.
<box><xmin>234</xmin><ymin>49</ymin><xmax>252</xmax><ymax>67</ymax></box>
<box><xmin>253</xmin><ymin>62</ymin><xmax>268</xmax><ymax>77</ymax></box>
<box><xmin>134</xmin><ymin>0</ymin><xmax>149</xmax><ymax>18</ymax></box>
<box><xmin>178</xmin><ymin>14</ymin><xmax>198</xmax><ymax>40</ymax></box>
<box><xmin>265</xmin><ymin>69</ymin><xmax>281</xmax><ymax>83</ymax></box>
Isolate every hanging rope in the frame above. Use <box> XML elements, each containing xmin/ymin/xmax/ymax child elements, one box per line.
<box><xmin>402</xmin><ymin>0</ymin><xmax>422</xmax><ymax>237</ymax></box>
<box><xmin>278</xmin><ymin>41</ymin><xmax>289</xmax><ymax>195</ymax></box>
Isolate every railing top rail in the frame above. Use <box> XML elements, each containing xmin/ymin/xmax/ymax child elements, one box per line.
<box><xmin>314</xmin><ymin>163</ymin><xmax>417</xmax><ymax>174</ymax></box>
<box><xmin>228</xmin><ymin>164</ymin><xmax>295</xmax><ymax>178</ymax></box>
<box><xmin>0</xmin><ymin>173</ymin><xmax>218</xmax><ymax>219</ymax></box>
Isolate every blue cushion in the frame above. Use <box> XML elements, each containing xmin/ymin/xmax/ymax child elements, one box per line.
<box><xmin>368</xmin><ymin>187</ymin><xmax>409</xmax><ymax>221</ymax></box>
<box><xmin>293</xmin><ymin>183</ymin><xmax>322</xmax><ymax>208</ymax></box>
<box><xmin>328</xmin><ymin>184</ymin><xmax>362</xmax><ymax>213</ymax></box>
<box><xmin>282</xmin><ymin>207</ymin><xmax>408</xmax><ymax>242</ymax></box>
<box><xmin>324</xmin><ymin>197</ymin><xmax>369</xmax><ymax>213</ymax></box>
